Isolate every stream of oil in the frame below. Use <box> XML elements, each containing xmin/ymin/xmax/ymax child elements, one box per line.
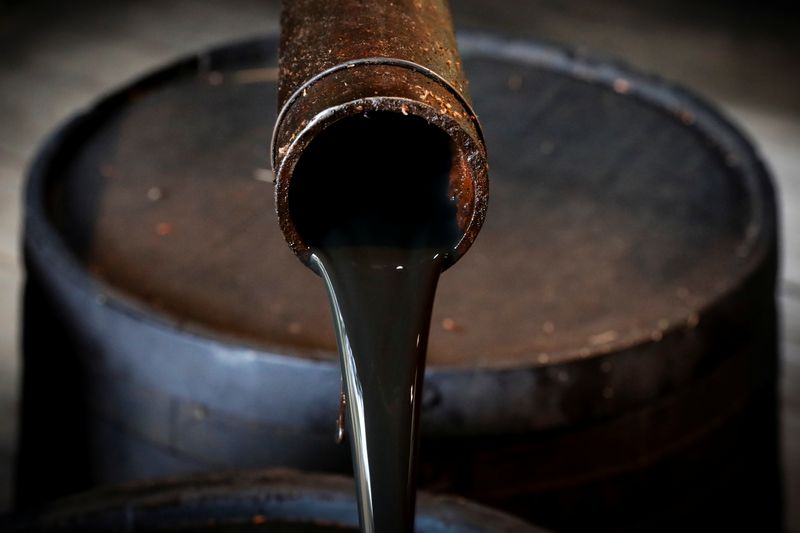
<box><xmin>311</xmin><ymin>246</ymin><xmax>445</xmax><ymax>532</ymax></box>
<box><xmin>290</xmin><ymin>112</ymin><xmax>461</xmax><ymax>532</ymax></box>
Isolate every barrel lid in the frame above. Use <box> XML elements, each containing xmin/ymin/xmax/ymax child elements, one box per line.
<box><xmin>28</xmin><ymin>34</ymin><xmax>776</xmax><ymax>371</ymax></box>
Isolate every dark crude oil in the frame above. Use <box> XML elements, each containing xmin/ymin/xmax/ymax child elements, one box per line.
<box><xmin>290</xmin><ymin>112</ymin><xmax>461</xmax><ymax>533</ymax></box>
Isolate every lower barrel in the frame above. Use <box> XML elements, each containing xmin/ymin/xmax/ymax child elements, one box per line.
<box><xmin>4</xmin><ymin>469</ymin><xmax>540</xmax><ymax>531</ymax></box>
<box><xmin>17</xmin><ymin>34</ymin><xmax>780</xmax><ymax>531</ymax></box>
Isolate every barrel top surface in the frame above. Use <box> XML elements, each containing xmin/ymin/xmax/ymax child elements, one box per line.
<box><xmin>29</xmin><ymin>34</ymin><xmax>776</xmax><ymax>370</ymax></box>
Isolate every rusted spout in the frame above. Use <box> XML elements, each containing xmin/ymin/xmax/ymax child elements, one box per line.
<box><xmin>271</xmin><ymin>0</ymin><xmax>488</xmax><ymax>269</ymax></box>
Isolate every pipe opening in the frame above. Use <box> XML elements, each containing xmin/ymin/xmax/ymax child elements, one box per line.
<box><xmin>288</xmin><ymin>111</ymin><xmax>465</xmax><ymax>253</ymax></box>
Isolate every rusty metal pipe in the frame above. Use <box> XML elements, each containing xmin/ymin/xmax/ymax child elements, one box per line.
<box><xmin>271</xmin><ymin>0</ymin><xmax>488</xmax><ymax>269</ymax></box>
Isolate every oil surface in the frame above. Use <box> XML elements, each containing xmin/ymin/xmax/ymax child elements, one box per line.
<box><xmin>292</xmin><ymin>112</ymin><xmax>460</xmax><ymax>532</ymax></box>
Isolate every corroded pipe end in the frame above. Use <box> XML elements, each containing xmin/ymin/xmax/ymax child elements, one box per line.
<box><xmin>272</xmin><ymin>0</ymin><xmax>488</xmax><ymax>270</ymax></box>
<box><xmin>271</xmin><ymin>62</ymin><xmax>488</xmax><ymax>270</ymax></box>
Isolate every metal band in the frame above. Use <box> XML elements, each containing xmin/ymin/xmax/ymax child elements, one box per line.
<box><xmin>270</xmin><ymin>57</ymin><xmax>485</xmax><ymax>166</ymax></box>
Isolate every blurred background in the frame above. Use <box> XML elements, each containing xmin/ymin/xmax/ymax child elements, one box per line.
<box><xmin>0</xmin><ymin>0</ymin><xmax>798</xmax><ymax>528</ymax></box>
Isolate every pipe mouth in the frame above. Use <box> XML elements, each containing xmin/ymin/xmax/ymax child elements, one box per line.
<box><xmin>270</xmin><ymin>57</ymin><xmax>485</xmax><ymax>164</ymax></box>
<box><xmin>274</xmin><ymin>97</ymin><xmax>488</xmax><ymax>270</ymax></box>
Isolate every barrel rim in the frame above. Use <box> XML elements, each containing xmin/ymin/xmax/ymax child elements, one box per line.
<box><xmin>23</xmin><ymin>32</ymin><xmax>778</xmax><ymax>372</ymax></box>
<box><xmin>4</xmin><ymin>469</ymin><xmax>544</xmax><ymax>532</ymax></box>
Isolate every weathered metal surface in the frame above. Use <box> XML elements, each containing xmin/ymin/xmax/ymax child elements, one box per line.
<box><xmin>4</xmin><ymin>469</ymin><xmax>543</xmax><ymax>532</ymax></box>
<box><xmin>273</xmin><ymin>0</ymin><xmax>488</xmax><ymax>269</ymax></box>
<box><xmin>17</xmin><ymin>35</ymin><xmax>780</xmax><ymax>531</ymax></box>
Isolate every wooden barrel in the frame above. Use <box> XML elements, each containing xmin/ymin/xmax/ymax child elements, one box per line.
<box><xmin>17</xmin><ymin>35</ymin><xmax>780</xmax><ymax>531</ymax></box>
<box><xmin>4</xmin><ymin>469</ymin><xmax>540</xmax><ymax>531</ymax></box>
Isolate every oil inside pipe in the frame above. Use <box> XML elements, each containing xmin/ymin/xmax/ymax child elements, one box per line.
<box><xmin>291</xmin><ymin>112</ymin><xmax>461</xmax><ymax>532</ymax></box>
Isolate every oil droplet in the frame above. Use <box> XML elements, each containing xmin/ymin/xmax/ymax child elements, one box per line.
<box><xmin>253</xmin><ymin>168</ymin><xmax>275</xmax><ymax>183</ymax></box>
<box><xmin>99</xmin><ymin>164</ymin><xmax>118</xmax><ymax>178</ymax></box>
<box><xmin>192</xmin><ymin>405</ymin><xmax>208</xmax><ymax>421</ymax></box>
<box><xmin>613</xmin><ymin>78</ymin><xmax>630</xmax><ymax>94</ymax></box>
<box><xmin>441</xmin><ymin>318</ymin><xmax>461</xmax><ymax>332</ymax></box>
<box><xmin>155</xmin><ymin>222</ymin><xmax>173</xmax><ymax>236</ymax></box>
<box><xmin>589</xmin><ymin>330</ymin><xmax>618</xmax><ymax>345</ymax></box>
<box><xmin>336</xmin><ymin>390</ymin><xmax>347</xmax><ymax>444</ymax></box>
<box><xmin>679</xmin><ymin>110</ymin><xmax>695</xmax><ymax>125</ymax></box>
<box><xmin>507</xmin><ymin>74</ymin><xmax>523</xmax><ymax>91</ymax></box>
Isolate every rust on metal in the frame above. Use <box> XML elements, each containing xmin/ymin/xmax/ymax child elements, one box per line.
<box><xmin>271</xmin><ymin>0</ymin><xmax>489</xmax><ymax>269</ymax></box>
